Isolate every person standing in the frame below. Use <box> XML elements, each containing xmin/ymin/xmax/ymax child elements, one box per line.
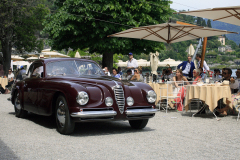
<box><xmin>127</xmin><ymin>52</ymin><xmax>138</xmax><ymax>75</ymax></box>
<box><xmin>177</xmin><ymin>56</ymin><xmax>195</xmax><ymax>78</ymax></box>
<box><xmin>16</xmin><ymin>66</ymin><xmax>26</xmax><ymax>80</ymax></box>
<box><xmin>196</xmin><ymin>54</ymin><xmax>209</xmax><ymax>73</ymax></box>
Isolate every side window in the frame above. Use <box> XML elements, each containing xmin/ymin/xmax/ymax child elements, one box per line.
<box><xmin>31</xmin><ymin>66</ymin><xmax>43</xmax><ymax>78</ymax></box>
<box><xmin>27</xmin><ymin>65</ymin><xmax>34</xmax><ymax>78</ymax></box>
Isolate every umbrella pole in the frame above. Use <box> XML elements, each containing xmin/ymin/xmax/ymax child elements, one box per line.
<box><xmin>200</xmin><ymin>37</ymin><xmax>207</xmax><ymax>68</ymax></box>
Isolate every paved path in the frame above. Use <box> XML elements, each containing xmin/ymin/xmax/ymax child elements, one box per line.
<box><xmin>0</xmin><ymin>94</ymin><xmax>239</xmax><ymax>160</ymax></box>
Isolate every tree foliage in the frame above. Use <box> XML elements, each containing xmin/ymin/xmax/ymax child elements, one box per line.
<box><xmin>43</xmin><ymin>0</ymin><xmax>173</xmax><ymax>70</ymax></box>
<box><xmin>0</xmin><ymin>0</ymin><xmax>49</xmax><ymax>75</ymax></box>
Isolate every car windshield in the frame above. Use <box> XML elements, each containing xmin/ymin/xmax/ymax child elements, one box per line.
<box><xmin>46</xmin><ymin>60</ymin><xmax>104</xmax><ymax>77</ymax></box>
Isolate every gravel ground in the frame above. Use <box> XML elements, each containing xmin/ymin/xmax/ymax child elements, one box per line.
<box><xmin>0</xmin><ymin>94</ymin><xmax>240</xmax><ymax>160</ymax></box>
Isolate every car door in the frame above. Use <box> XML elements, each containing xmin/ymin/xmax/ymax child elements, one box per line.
<box><xmin>23</xmin><ymin>63</ymin><xmax>43</xmax><ymax>113</ymax></box>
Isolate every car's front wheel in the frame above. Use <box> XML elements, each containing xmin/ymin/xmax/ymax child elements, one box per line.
<box><xmin>55</xmin><ymin>95</ymin><xmax>75</xmax><ymax>135</ymax></box>
<box><xmin>14</xmin><ymin>93</ymin><xmax>28</xmax><ymax>118</ymax></box>
<box><xmin>129</xmin><ymin>119</ymin><xmax>149</xmax><ymax>129</ymax></box>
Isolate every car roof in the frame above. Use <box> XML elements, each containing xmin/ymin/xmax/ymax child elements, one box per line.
<box><xmin>33</xmin><ymin>58</ymin><xmax>94</xmax><ymax>64</ymax></box>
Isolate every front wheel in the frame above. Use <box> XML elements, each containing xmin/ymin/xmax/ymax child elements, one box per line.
<box><xmin>129</xmin><ymin>119</ymin><xmax>149</xmax><ymax>129</ymax></box>
<box><xmin>14</xmin><ymin>93</ymin><xmax>28</xmax><ymax>118</ymax></box>
<box><xmin>55</xmin><ymin>95</ymin><xmax>75</xmax><ymax>135</ymax></box>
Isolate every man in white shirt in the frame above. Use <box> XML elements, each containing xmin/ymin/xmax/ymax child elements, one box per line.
<box><xmin>196</xmin><ymin>54</ymin><xmax>209</xmax><ymax>73</ymax></box>
<box><xmin>127</xmin><ymin>52</ymin><xmax>138</xmax><ymax>75</ymax></box>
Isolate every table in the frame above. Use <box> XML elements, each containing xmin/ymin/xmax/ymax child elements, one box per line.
<box><xmin>148</xmin><ymin>82</ymin><xmax>173</xmax><ymax>106</ymax></box>
<box><xmin>0</xmin><ymin>78</ymin><xmax>8</xmax><ymax>89</ymax></box>
<box><xmin>184</xmin><ymin>85</ymin><xmax>232</xmax><ymax>112</ymax></box>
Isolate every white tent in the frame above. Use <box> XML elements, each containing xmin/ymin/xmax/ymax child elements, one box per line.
<box><xmin>75</xmin><ymin>51</ymin><xmax>81</xmax><ymax>58</ymax></box>
<box><xmin>41</xmin><ymin>48</ymin><xmax>69</xmax><ymax>58</ymax></box>
<box><xmin>116</xmin><ymin>60</ymin><xmax>127</xmax><ymax>67</ymax></box>
<box><xmin>158</xmin><ymin>58</ymin><xmax>182</xmax><ymax>67</ymax></box>
<box><xmin>137</xmin><ymin>59</ymin><xmax>150</xmax><ymax>67</ymax></box>
<box><xmin>11</xmin><ymin>55</ymin><xmax>24</xmax><ymax>61</ymax></box>
<box><xmin>27</xmin><ymin>57</ymin><xmax>39</xmax><ymax>60</ymax></box>
<box><xmin>12</xmin><ymin>61</ymin><xmax>31</xmax><ymax>74</ymax></box>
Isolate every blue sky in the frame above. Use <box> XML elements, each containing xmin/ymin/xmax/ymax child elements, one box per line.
<box><xmin>171</xmin><ymin>0</ymin><xmax>239</xmax><ymax>11</ymax></box>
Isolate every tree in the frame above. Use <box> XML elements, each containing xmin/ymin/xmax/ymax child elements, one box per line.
<box><xmin>202</xmin><ymin>19</ymin><xmax>206</xmax><ymax>27</ymax></box>
<box><xmin>226</xmin><ymin>40</ymin><xmax>238</xmax><ymax>49</ymax></box>
<box><xmin>196</xmin><ymin>17</ymin><xmax>202</xmax><ymax>26</ymax></box>
<box><xmin>43</xmin><ymin>0</ymin><xmax>173</xmax><ymax>71</ymax></box>
<box><xmin>0</xmin><ymin>0</ymin><xmax>49</xmax><ymax>75</ymax></box>
<box><xmin>207</xmin><ymin>19</ymin><xmax>212</xmax><ymax>28</ymax></box>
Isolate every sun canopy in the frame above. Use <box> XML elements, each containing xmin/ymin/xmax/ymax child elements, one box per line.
<box><xmin>108</xmin><ymin>23</ymin><xmax>238</xmax><ymax>44</ymax></box>
<box><xmin>11</xmin><ymin>55</ymin><xmax>24</xmax><ymax>61</ymax></box>
<box><xmin>158</xmin><ymin>58</ymin><xmax>182</xmax><ymax>67</ymax></box>
<box><xmin>116</xmin><ymin>59</ymin><xmax>150</xmax><ymax>67</ymax></box>
<box><xmin>176</xmin><ymin>6</ymin><xmax>240</xmax><ymax>26</ymax></box>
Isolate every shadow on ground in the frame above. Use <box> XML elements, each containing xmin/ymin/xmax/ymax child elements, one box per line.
<box><xmin>9</xmin><ymin>112</ymin><xmax>154</xmax><ymax>136</ymax></box>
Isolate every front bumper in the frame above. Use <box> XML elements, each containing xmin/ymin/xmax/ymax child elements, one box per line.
<box><xmin>71</xmin><ymin>108</ymin><xmax>157</xmax><ymax>119</ymax></box>
<box><xmin>71</xmin><ymin>110</ymin><xmax>117</xmax><ymax>118</ymax></box>
<box><xmin>125</xmin><ymin>108</ymin><xmax>158</xmax><ymax>116</ymax></box>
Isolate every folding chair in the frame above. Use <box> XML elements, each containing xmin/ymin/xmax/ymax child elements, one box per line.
<box><xmin>159</xmin><ymin>81</ymin><xmax>185</xmax><ymax>113</ymax></box>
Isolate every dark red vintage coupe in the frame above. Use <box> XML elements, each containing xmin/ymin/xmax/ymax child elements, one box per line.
<box><xmin>11</xmin><ymin>58</ymin><xmax>157</xmax><ymax>134</ymax></box>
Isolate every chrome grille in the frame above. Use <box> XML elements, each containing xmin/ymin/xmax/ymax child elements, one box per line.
<box><xmin>113</xmin><ymin>85</ymin><xmax>125</xmax><ymax>114</ymax></box>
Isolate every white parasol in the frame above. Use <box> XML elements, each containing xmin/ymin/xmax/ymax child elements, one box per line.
<box><xmin>176</xmin><ymin>6</ymin><xmax>240</xmax><ymax>26</ymax></box>
<box><xmin>108</xmin><ymin>22</ymin><xmax>237</xmax><ymax>44</ymax></box>
<box><xmin>150</xmin><ymin>52</ymin><xmax>159</xmax><ymax>75</ymax></box>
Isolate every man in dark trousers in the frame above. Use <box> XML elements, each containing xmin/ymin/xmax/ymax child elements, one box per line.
<box><xmin>177</xmin><ymin>56</ymin><xmax>195</xmax><ymax>78</ymax></box>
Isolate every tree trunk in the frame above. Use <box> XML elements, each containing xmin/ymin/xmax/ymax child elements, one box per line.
<box><xmin>2</xmin><ymin>40</ymin><xmax>12</xmax><ymax>76</ymax></box>
<box><xmin>102</xmin><ymin>52</ymin><xmax>113</xmax><ymax>73</ymax></box>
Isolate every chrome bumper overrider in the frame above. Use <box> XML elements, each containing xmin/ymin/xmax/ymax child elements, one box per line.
<box><xmin>125</xmin><ymin>108</ymin><xmax>158</xmax><ymax>115</ymax></box>
<box><xmin>71</xmin><ymin>110</ymin><xmax>117</xmax><ymax>118</ymax></box>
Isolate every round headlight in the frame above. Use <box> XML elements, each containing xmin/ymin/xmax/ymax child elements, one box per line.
<box><xmin>146</xmin><ymin>90</ymin><xmax>157</xmax><ymax>103</ymax></box>
<box><xmin>127</xmin><ymin>97</ymin><xmax>134</xmax><ymax>106</ymax></box>
<box><xmin>76</xmin><ymin>91</ymin><xmax>89</xmax><ymax>105</ymax></box>
<box><xmin>105</xmin><ymin>97</ymin><xmax>113</xmax><ymax>107</ymax></box>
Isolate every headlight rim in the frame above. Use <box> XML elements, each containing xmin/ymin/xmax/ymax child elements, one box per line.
<box><xmin>76</xmin><ymin>91</ymin><xmax>89</xmax><ymax>105</ymax></box>
<box><xmin>105</xmin><ymin>97</ymin><xmax>113</xmax><ymax>107</ymax></box>
<box><xmin>146</xmin><ymin>90</ymin><xmax>157</xmax><ymax>103</ymax></box>
<box><xmin>126</xmin><ymin>96</ymin><xmax>134</xmax><ymax>106</ymax></box>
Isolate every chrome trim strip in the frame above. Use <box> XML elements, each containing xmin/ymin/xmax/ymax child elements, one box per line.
<box><xmin>71</xmin><ymin>110</ymin><xmax>117</xmax><ymax>118</ymax></box>
<box><xmin>113</xmin><ymin>80</ymin><xmax>118</xmax><ymax>86</ymax></box>
<box><xmin>125</xmin><ymin>108</ymin><xmax>158</xmax><ymax>115</ymax></box>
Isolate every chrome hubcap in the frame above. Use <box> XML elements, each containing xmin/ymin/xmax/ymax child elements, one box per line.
<box><xmin>15</xmin><ymin>94</ymin><xmax>21</xmax><ymax>110</ymax></box>
<box><xmin>57</xmin><ymin>100</ymin><xmax>66</xmax><ymax>127</ymax></box>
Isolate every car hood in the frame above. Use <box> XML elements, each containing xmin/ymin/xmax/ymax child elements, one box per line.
<box><xmin>48</xmin><ymin>75</ymin><xmax>135</xmax><ymax>88</ymax></box>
